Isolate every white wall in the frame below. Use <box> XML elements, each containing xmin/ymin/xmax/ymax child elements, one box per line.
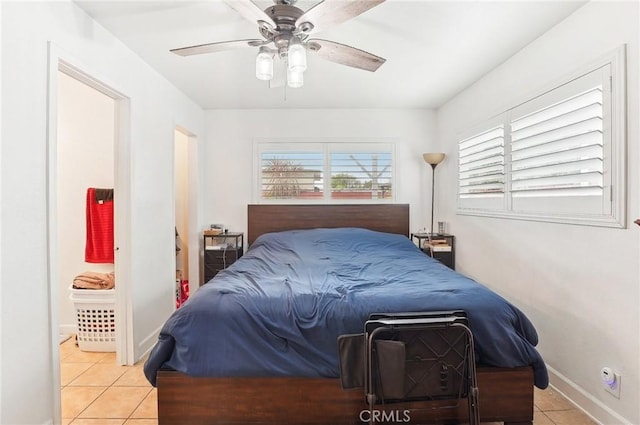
<box><xmin>436</xmin><ymin>2</ymin><xmax>639</xmax><ymax>424</ymax></box>
<box><xmin>0</xmin><ymin>1</ymin><xmax>204</xmax><ymax>424</ymax></box>
<box><xmin>57</xmin><ymin>71</ymin><xmax>115</xmax><ymax>334</ymax></box>
<box><xmin>0</xmin><ymin>1</ymin><xmax>3</xmax><ymax>421</ymax></box>
<box><xmin>203</xmin><ymin>109</ymin><xmax>437</xmax><ymax>247</ymax></box>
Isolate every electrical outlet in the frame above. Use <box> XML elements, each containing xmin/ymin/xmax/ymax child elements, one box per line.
<box><xmin>601</xmin><ymin>367</ymin><xmax>621</xmax><ymax>398</ymax></box>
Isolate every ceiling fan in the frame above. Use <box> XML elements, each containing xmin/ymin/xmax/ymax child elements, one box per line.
<box><xmin>170</xmin><ymin>0</ymin><xmax>387</xmax><ymax>88</ymax></box>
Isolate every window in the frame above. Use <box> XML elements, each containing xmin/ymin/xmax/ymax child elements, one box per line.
<box><xmin>510</xmin><ymin>76</ymin><xmax>606</xmax><ymax>216</ymax></box>
<box><xmin>457</xmin><ymin>46</ymin><xmax>626</xmax><ymax>227</ymax></box>
<box><xmin>260</xmin><ymin>151</ymin><xmax>324</xmax><ymax>200</ymax></box>
<box><xmin>458</xmin><ymin>125</ymin><xmax>505</xmax><ymax>202</ymax></box>
<box><xmin>257</xmin><ymin>141</ymin><xmax>394</xmax><ymax>203</ymax></box>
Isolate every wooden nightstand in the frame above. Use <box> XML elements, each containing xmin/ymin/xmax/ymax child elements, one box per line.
<box><xmin>411</xmin><ymin>233</ymin><xmax>455</xmax><ymax>270</ymax></box>
<box><xmin>203</xmin><ymin>232</ymin><xmax>244</xmax><ymax>283</ymax></box>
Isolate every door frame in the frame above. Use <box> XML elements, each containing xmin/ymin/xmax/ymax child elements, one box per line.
<box><xmin>46</xmin><ymin>42</ymin><xmax>133</xmax><ymax>422</ymax></box>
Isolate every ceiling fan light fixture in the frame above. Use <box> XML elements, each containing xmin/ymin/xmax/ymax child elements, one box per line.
<box><xmin>255</xmin><ymin>46</ymin><xmax>274</xmax><ymax>81</ymax></box>
<box><xmin>287</xmin><ymin>67</ymin><xmax>303</xmax><ymax>88</ymax></box>
<box><xmin>287</xmin><ymin>37</ymin><xmax>307</xmax><ymax>73</ymax></box>
<box><xmin>172</xmin><ymin>0</ymin><xmax>388</xmax><ymax>88</ymax></box>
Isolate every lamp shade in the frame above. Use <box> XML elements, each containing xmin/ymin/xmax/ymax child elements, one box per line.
<box><xmin>423</xmin><ymin>153</ymin><xmax>445</xmax><ymax>165</ymax></box>
<box><xmin>255</xmin><ymin>47</ymin><xmax>274</xmax><ymax>81</ymax></box>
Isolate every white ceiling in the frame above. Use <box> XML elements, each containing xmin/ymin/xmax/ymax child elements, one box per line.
<box><xmin>75</xmin><ymin>0</ymin><xmax>586</xmax><ymax>110</ymax></box>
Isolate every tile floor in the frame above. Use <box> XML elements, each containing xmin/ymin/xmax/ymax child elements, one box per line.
<box><xmin>59</xmin><ymin>336</ymin><xmax>597</xmax><ymax>425</ymax></box>
<box><xmin>59</xmin><ymin>337</ymin><xmax>156</xmax><ymax>425</ymax></box>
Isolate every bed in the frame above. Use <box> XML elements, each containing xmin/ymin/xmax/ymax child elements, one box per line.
<box><xmin>146</xmin><ymin>204</ymin><xmax>546</xmax><ymax>424</ymax></box>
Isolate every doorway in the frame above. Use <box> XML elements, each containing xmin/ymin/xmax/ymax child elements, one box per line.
<box><xmin>174</xmin><ymin>129</ymin><xmax>189</xmax><ymax>304</ymax></box>
<box><xmin>174</xmin><ymin>127</ymin><xmax>200</xmax><ymax>296</ymax></box>
<box><xmin>47</xmin><ymin>50</ymin><xmax>133</xmax><ymax>423</ymax></box>
<box><xmin>56</xmin><ymin>70</ymin><xmax>116</xmax><ymax>344</ymax></box>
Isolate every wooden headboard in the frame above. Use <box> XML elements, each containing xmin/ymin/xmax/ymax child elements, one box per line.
<box><xmin>247</xmin><ymin>204</ymin><xmax>409</xmax><ymax>245</ymax></box>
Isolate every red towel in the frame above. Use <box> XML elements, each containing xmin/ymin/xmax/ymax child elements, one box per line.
<box><xmin>85</xmin><ymin>188</ymin><xmax>114</xmax><ymax>263</ymax></box>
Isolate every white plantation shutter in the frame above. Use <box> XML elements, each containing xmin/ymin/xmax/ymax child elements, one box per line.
<box><xmin>457</xmin><ymin>120</ymin><xmax>506</xmax><ymax>211</ymax></box>
<box><xmin>329</xmin><ymin>143</ymin><xmax>393</xmax><ymax>200</ymax></box>
<box><xmin>260</xmin><ymin>151</ymin><xmax>323</xmax><ymax>200</ymax></box>
<box><xmin>458</xmin><ymin>126</ymin><xmax>505</xmax><ymax>197</ymax></box>
<box><xmin>509</xmin><ymin>65</ymin><xmax>613</xmax><ymax>217</ymax></box>
<box><xmin>457</xmin><ymin>46</ymin><xmax>625</xmax><ymax>227</ymax></box>
<box><xmin>257</xmin><ymin>141</ymin><xmax>394</xmax><ymax>203</ymax></box>
<box><xmin>510</xmin><ymin>86</ymin><xmax>603</xmax><ymax>197</ymax></box>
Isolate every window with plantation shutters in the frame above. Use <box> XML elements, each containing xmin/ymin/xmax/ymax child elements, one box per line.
<box><xmin>260</xmin><ymin>151</ymin><xmax>323</xmax><ymax>200</ymax></box>
<box><xmin>330</xmin><ymin>147</ymin><xmax>392</xmax><ymax>201</ymax></box>
<box><xmin>457</xmin><ymin>46</ymin><xmax>626</xmax><ymax>227</ymax></box>
<box><xmin>458</xmin><ymin>125</ymin><xmax>505</xmax><ymax>198</ymax></box>
<box><xmin>510</xmin><ymin>86</ymin><xmax>603</xmax><ymax>197</ymax></box>
<box><xmin>256</xmin><ymin>141</ymin><xmax>395</xmax><ymax>203</ymax></box>
<box><xmin>457</xmin><ymin>117</ymin><xmax>507</xmax><ymax>212</ymax></box>
<box><xmin>510</xmin><ymin>67</ymin><xmax>610</xmax><ymax>198</ymax></box>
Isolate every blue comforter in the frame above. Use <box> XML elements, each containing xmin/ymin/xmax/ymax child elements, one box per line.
<box><xmin>144</xmin><ymin>228</ymin><xmax>548</xmax><ymax>388</ymax></box>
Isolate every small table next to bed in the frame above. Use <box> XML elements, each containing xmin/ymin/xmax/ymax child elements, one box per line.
<box><xmin>411</xmin><ymin>232</ymin><xmax>456</xmax><ymax>270</ymax></box>
<box><xmin>203</xmin><ymin>231</ymin><xmax>244</xmax><ymax>283</ymax></box>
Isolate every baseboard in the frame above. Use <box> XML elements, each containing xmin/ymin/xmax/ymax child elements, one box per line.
<box><xmin>61</xmin><ymin>323</ymin><xmax>160</xmax><ymax>364</ymax></box>
<box><xmin>547</xmin><ymin>365</ymin><xmax>632</xmax><ymax>425</ymax></box>
<box><xmin>136</xmin><ymin>325</ymin><xmax>162</xmax><ymax>362</ymax></box>
<box><xmin>59</xmin><ymin>324</ymin><xmax>76</xmax><ymax>336</ymax></box>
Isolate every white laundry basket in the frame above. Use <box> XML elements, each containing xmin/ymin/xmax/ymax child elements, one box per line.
<box><xmin>69</xmin><ymin>286</ymin><xmax>116</xmax><ymax>352</ymax></box>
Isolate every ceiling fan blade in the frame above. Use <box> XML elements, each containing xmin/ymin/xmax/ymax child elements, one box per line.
<box><xmin>297</xmin><ymin>0</ymin><xmax>385</xmax><ymax>34</ymax></box>
<box><xmin>171</xmin><ymin>39</ymin><xmax>263</xmax><ymax>56</ymax></box>
<box><xmin>308</xmin><ymin>39</ymin><xmax>386</xmax><ymax>72</ymax></box>
<box><xmin>223</xmin><ymin>0</ymin><xmax>276</xmax><ymax>28</ymax></box>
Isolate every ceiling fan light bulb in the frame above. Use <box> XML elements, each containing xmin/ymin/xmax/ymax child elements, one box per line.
<box><xmin>287</xmin><ymin>42</ymin><xmax>307</xmax><ymax>73</ymax></box>
<box><xmin>287</xmin><ymin>68</ymin><xmax>303</xmax><ymax>88</ymax></box>
<box><xmin>255</xmin><ymin>48</ymin><xmax>274</xmax><ymax>81</ymax></box>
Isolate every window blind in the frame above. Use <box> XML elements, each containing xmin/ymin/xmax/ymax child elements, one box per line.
<box><xmin>510</xmin><ymin>86</ymin><xmax>603</xmax><ymax>197</ymax></box>
<box><xmin>260</xmin><ymin>152</ymin><xmax>323</xmax><ymax>200</ymax></box>
<box><xmin>458</xmin><ymin>125</ymin><xmax>505</xmax><ymax>198</ymax></box>
<box><xmin>330</xmin><ymin>152</ymin><xmax>392</xmax><ymax>200</ymax></box>
<box><xmin>456</xmin><ymin>47</ymin><xmax>625</xmax><ymax>227</ymax></box>
<box><xmin>257</xmin><ymin>141</ymin><xmax>395</xmax><ymax>203</ymax></box>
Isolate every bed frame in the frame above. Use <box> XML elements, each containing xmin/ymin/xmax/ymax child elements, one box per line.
<box><xmin>157</xmin><ymin>204</ymin><xmax>534</xmax><ymax>425</ymax></box>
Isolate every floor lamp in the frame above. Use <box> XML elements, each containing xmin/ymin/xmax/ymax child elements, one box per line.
<box><xmin>423</xmin><ymin>153</ymin><xmax>446</xmax><ymax>235</ymax></box>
